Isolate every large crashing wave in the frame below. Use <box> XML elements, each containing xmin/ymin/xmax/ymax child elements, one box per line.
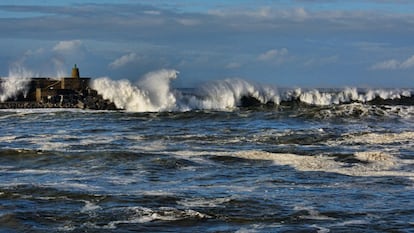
<box><xmin>0</xmin><ymin>67</ymin><xmax>32</xmax><ymax>102</ymax></box>
<box><xmin>92</xmin><ymin>69</ymin><xmax>413</xmax><ymax>112</ymax></box>
<box><xmin>196</xmin><ymin>79</ymin><xmax>280</xmax><ymax>109</ymax></box>
<box><xmin>92</xmin><ymin>69</ymin><xmax>179</xmax><ymax>112</ymax></box>
<box><xmin>92</xmin><ymin>71</ymin><xmax>282</xmax><ymax>112</ymax></box>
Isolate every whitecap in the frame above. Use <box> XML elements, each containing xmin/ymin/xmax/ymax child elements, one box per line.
<box><xmin>177</xmin><ymin>197</ymin><xmax>232</xmax><ymax>208</ymax></box>
<box><xmin>222</xmin><ymin>150</ymin><xmax>414</xmax><ymax>178</ymax></box>
<box><xmin>343</xmin><ymin>131</ymin><xmax>414</xmax><ymax>145</ymax></box>
<box><xmin>294</xmin><ymin>206</ymin><xmax>336</xmax><ymax>221</ymax></box>
<box><xmin>80</xmin><ymin>200</ymin><xmax>102</xmax><ymax>213</ymax></box>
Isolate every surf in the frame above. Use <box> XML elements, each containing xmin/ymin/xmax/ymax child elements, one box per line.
<box><xmin>2</xmin><ymin>67</ymin><xmax>414</xmax><ymax>113</ymax></box>
<box><xmin>92</xmin><ymin>69</ymin><xmax>414</xmax><ymax>113</ymax></box>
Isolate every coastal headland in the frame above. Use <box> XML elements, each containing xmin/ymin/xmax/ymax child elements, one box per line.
<box><xmin>0</xmin><ymin>65</ymin><xmax>117</xmax><ymax>110</ymax></box>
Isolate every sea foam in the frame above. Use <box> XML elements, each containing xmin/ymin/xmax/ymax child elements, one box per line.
<box><xmin>91</xmin><ymin>69</ymin><xmax>178</xmax><ymax>112</ymax></box>
<box><xmin>92</xmin><ymin>69</ymin><xmax>413</xmax><ymax>112</ymax></box>
<box><xmin>1</xmin><ymin>65</ymin><xmax>413</xmax><ymax>112</ymax></box>
<box><xmin>0</xmin><ymin>67</ymin><xmax>32</xmax><ymax>102</ymax></box>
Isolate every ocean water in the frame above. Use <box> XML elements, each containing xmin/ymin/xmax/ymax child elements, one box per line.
<box><xmin>1</xmin><ymin>73</ymin><xmax>414</xmax><ymax>232</ymax></box>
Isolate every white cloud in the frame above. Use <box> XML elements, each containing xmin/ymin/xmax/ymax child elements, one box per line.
<box><xmin>226</xmin><ymin>62</ymin><xmax>241</xmax><ymax>69</ymax></box>
<box><xmin>109</xmin><ymin>52</ymin><xmax>139</xmax><ymax>69</ymax></box>
<box><xmin>292</xmin><ymin>7</ymin><xmax>308</xmax><ymax>21</ymax></box>
<box><xmin>371</xmin><ymin>55</ymin><xmax>414</xmax><ymax>70</ymax></box>
<box><xmin>53</xmin><ymin>40</ymin><xmax>82</xmax><ymax>53</ymax></box>
<box><xmin>258</xmin><ymin>48</ymin><xmax>288</xmax><ymax>62</ymax></box>
<box><xmin>144</xmin><ymin>10</ymin><xmax>161</xmax><ymax>15</ymax></box>
<box><xmin>400</xmin><ymin>55</ymin><xmax>414</xmax><ymax>69</ymax></box>
<box><xmin>371</xmin><ymin>59</ymin><xmax>399</xmax><ymax>70</ymax></box>
<box><xmin>176</xmin><ymin>18</ymin><xmax>201</xmax><ymax>26</ymax></box>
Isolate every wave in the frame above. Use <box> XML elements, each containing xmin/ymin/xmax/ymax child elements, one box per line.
<box><xmin>91</xmin><ymin>70</ymin><xmax>273</xmax><ymax>112</ymax></box>
<box><xmin>91</xmin><ymin>69</ymin><xmax>179</xmax><ymax>112</ymax></box>
<box><xmin>2</xmin><ymin>67</ymin><xmax>413</xmax><ymax>112</ymax></box>
<box><xmin>92</xmin><ymin>69</ymin><xmax>414</xmax><ymax>112</ymax></box>
<box><xmin>0</xmin><ymin>67</ymin><xmax>32</xmax><ymax>102</ymax></box>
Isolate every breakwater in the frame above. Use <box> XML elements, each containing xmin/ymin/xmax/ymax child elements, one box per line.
<box><xmin>0</xmin><ymin>65</ymin><xmax>118</xmax><ymax>110</ymax></box>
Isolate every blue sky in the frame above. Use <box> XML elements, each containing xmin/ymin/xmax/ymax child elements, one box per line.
<box><xmin>1</xmin><ymin>0</ymin><xmax>414</xmax><ymax>87</ymax></box>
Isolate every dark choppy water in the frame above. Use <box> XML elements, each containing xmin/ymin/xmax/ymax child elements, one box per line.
<box><xmin>1</xmin><ymin>104</ymin><xmax>414</xmax><ymax>232</ymax></box>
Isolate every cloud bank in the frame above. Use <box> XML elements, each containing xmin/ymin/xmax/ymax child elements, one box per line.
<box><xmin>53</xmin><ymin>40</ymin><xmax>83</xmax><ymax>53</ymax></box>
<box><xmin>1</xmin><ymin>1</ymin><xmax>414</xmax><ymax>87</ymax></box>
<box><xmin>109</xmin><ymin>53</ymin><xmax>139</xmax><ymax>69</ymax></box>
<box><xmin>371</xmin><ymin>55</ymin><xmax>414</xmax><ymax>70</ymax></box>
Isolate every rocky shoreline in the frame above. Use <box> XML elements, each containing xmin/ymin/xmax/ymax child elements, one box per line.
<box><xmin>0</xmin><ymin>89</ymin><xmax>118</xmax><ymax>110</ymax></box>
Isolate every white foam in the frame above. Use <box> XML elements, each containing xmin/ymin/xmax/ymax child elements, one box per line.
<box><xmin>297</xmin><ymin>88</ymin><xmax>359</xmax><ymax>105</ymax></box>
<box><xmin>92</xmin><ymin>69</ymin><xmax>179</xmax><ymax>112</ymax></box>
<box><xmin>106</xmin><ymin>176</ymin><xmax>141</xmax><ymax>185</ymax></box>
<box><xmin>294</xmin><ymin>206</ymin><xmax>336</xmax><ymax>221</ymax></box>
<box><xmin>354</xmin><ymin>151</ymin><xmax>395</xmax><ymax>163</ymax></box>
<box><xmin>3</xmin><ymin>168</ymin><xmax>82</xmax><ymax>175</ymax></box>
<box><xmin>0</xmin><ymin>135</ymin><xmax>17</xmax><ymax>142</ymax></box>
<box><xmin>225</xmin><ymin>150</ymin><xmax>414</xmax><ymax>178</ymax></box>
<box><xmin>293</xmin><ymin>88</ymin><xmax>412</xmax><ymax>106</ymax></box>
<box><xmin>79</xmin><ymin>136</ymin><xmax>117</xmax><ymax>146</ymax></box>
<box><xmin>331</xmin><ymin>219</ymin><xmax>369</xmax><ymax>227</ymax></box>
<box><xmin>24</xmin><ymin>135</ymin><xmax>70</xmax><ymax>151</ymax></box>
<box><xmin>0</xmin><ymin>67</ymin><xmax>32</xmax><ymax>102</ymax></box>
<box><xmin>0</xmin><ymin>108</ymin><xmax>84</xmax><ymax>114</ymax></box>
<box><xmin>57</xmin><ymin>224</ymin><xmax>76</xmax><ymax>232</ymax></box>
<box><xmin>312</xmin><ymin>225</ymin><xmax>331</xmax><ymax>233</ymax></box>
<box><xmin>343</xmin><ymin>131</ymin><xmax>414</xmax><ymax>145</ymax></box>
<box><xmin>235</xmin><ymin>228</ymin><xmax>260</xmax><ymax>233</ymax></box>
<box><xmin>177</xmin><ymin>197</ymin><xmax>232</xmax><ymax>208</ymax></box>
<box><xmin>2</xmin><ymin>65</ymin><xmax>413</xmax><ymax>113</ymax></box>
<box><xmin>93</xmin><ymin>73</ymin><xmax>280</xmax><ymax>111</ymax></box>
<box><xmin>140</xmin><ymin>190</ymin><xmax>176</xmax><ymax>196</ymax></box>
<box><xmin>235</xmin><ymin>224</ymin><xmax>284</xmax><ymax>233</ymax></box>
<box><xmin>99</xmin><ymin>206</ymin><xmax>210</xmax><ymax>229</ymax></box>
<box><xmin>81</xmin><ymin>200</ymin><xmax>102</xmax><ymax>213</ymax></box>
<box><xmin>90</xmin><ymin>69</ymin><xmax>414</xmax><ymax>112</ymax></box>
<box><xmin>43</xmin><ymin>182</ymin><xmax>101</xmax><ymax>191</ymax></box>
<box><xmin>196</xmin><ymin>79</ymin><xmax>280</xmax><ymax>110</ymax></box>
<box><xmin>129</xmin><ymin>141</ymin><xmax>168</xmax><ymax>152</ymax></box>
<box><xmin>394</xmin><ymin>106</ymin><xmax>414</xmax><ymax>118</ymax></box>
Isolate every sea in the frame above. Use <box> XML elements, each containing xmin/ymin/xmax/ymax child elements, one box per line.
<box><xmin>1</xmin><ymin>69</ymin><xmax>414</xmax><ymax>232</ymax></box>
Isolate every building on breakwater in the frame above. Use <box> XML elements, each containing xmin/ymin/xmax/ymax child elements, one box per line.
<box><xmin>0</xmin><ymin>65</ymin><xmax>117</xmax><ymax>110</ymax></box>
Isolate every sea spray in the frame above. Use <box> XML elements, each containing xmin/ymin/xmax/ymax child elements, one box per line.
<box><xmin>92</xmin><ymin>69</ymin><xmax>179</xmax><ymax>112</ymax></box>
<box><xmin>0</xmin><ymin>67</ymin><xmax>32</xmax><ymax>102</ymax></box>
<box><xmin>362</xmin><ymin>89</ymin><xmax>411</xmax><ymax>102</ymax></box>
<box><xmin>296</xmin><ymin>88</ymin><xmax>360</xmax><ymax>105</ymax></box>
<box><xmin>291</xmin><ymin>88</ymin><xmax>411</xmax><ymax>106</ymax></box>
<box><xmin>197</xmin><ymin>79</ymin><xmax>281</xmax><ymax>109</ymax></box>
<box><xmin>137</xmin><ymin>69</ymin><xmax>178</xmax><ymax>110</ymax></box>
<box><xmin>91</xmin><ymin>70</ymin><xmax>413</xmax><ymax>112</ymax></box>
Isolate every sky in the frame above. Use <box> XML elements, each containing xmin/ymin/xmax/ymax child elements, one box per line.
<box><xmin>1</xmin><ymin>0</ymin><xmax>414</xmax><ymax>88</ymax></box>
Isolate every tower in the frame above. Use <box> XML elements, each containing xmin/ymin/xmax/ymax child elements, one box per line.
<box><xmin>71</xmin><ymin>64</ymin><xmax>80</xmax><ymax>78</ymax></box>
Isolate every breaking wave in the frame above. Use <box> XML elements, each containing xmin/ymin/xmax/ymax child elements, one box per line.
<box><xmin>2</xmin><ymin>66</ymin><xmax>412</xmax><ymax>113</ymax></box>
<box><xmin>0</xmin><ymin>67</ymin><xmax>32</xmax><ymax>102</ymax></box>
<box><xmin>92</xmin><ymin>71</ymin><xmax>279</xmax><ymax>112</ymax></box>
<box><xmin>92</xmin><ymin>69</ymin><xmax>414</xmax><ymax>112</ymax></box>
<box><xmin>91</xmin><ymin>69</ymin><xmax>179</xmax><ymax>112</ymax></box>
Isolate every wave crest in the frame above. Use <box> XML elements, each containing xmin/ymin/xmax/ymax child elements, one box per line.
<box><xmin>91</xmin><ymin>69</ymin><xmax>178</xmax><ymax>112</ymax></box>
<box><xmin>197</xmin><ymin>79</ymin><xmax>280</xmax><ymax>110</ymax></box>
<box><xmin>91</xmin><ymin>70</ymin><xmax>413</xmax><ymax>113</ymax></box>
<box><xmin>0</xmin><ymin>67</ymin><xmax>32</xmax><ymax>102</ymax></box>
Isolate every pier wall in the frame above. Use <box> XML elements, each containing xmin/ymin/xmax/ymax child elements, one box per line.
<box><xmin>0</xmin><ymin>66</ymin><xmax>117</xmax><ymax>110</ymax></box>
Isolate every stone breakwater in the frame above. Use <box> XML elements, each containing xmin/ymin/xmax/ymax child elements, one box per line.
<box><xmin>0</xmin><ymin>89</ymin><xmax>118</xmax><ymax>110</ymax></box>
<box><xmin>0</xmin><ymin>65</ymin><xmax>119</xmax><ymax>110</ymax></box>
